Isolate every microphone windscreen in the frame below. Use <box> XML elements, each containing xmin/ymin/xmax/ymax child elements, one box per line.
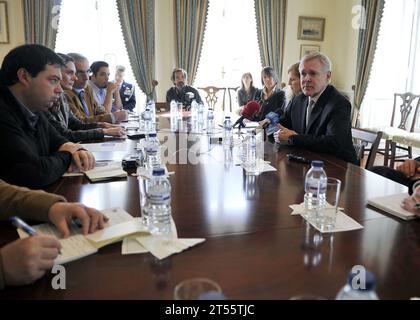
<box><xmin>242</xmin><ymin>101</ymin><xmax>260</xmax><ymax>119</ymax></box>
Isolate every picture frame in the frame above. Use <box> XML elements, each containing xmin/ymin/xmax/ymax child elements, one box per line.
<box><xmin>300</xmin><ymin>44</ymin><xmax>321</xmax><ymax>58</ymax></box>
<box><xmin>0</xmin><ymin>1</ymin><xmax>9</xmax><ymax>44</ymax></box>
<box><xmin>298</xmin><ymin>16</ymin><xmax>325</xmax><ymax>41</ymax></box>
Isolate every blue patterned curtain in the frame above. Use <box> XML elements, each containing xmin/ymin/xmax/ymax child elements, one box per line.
<box><xmin>175</xmin><ymin>0</ymin><xmax>209</xmax><ymax>85</ymax></box>
<box><xmin>23</xmin><ymin>0</ymin><xmax>62</xmax><ymax>48</ymax></box>
<box><xmin>254</xmin><ymin>0</ymin><xmax>287</xmax><ymax>78</ymax></box>
<box><xmin>117</xmin><ymin>0</ymin><xmax>155</xmax><ymax>100</ymax></box>
<box><xmin>353</xmin><ymin>0</ymin><xmax>385</xmax><ymax>126</ymax></box>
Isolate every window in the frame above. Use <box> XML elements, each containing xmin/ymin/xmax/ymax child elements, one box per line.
<box><xmin>194</xmin><ymin>0</ymin><xmax>262</xmax><ymax>103</ymax></box>
<box><xmin>55</xmin><ymin>0</ymin><xmax>145</xmax><ymax>110</ymax></box>
<box><xmin>360</xmin><ymin>0</ymin><xmax>420</xmax><ymax>129</ymax></box>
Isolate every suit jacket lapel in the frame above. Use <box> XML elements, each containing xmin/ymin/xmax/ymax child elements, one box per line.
<box><xmin>305</xmin><ymin>86</ymin><xmax>331</xmax><ymax>134</ymax></box>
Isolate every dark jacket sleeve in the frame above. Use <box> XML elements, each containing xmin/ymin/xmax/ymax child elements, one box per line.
<box><xmin>289</xmin><ymin>100</ymin><xmax>354</xmax><ymax>159</ymax></box>
<box><xmin>0</xmin><ymin>116</ymin><xmax>72</xmax><ymax>188</ymax></box>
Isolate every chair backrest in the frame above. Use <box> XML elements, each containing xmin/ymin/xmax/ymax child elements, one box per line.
<box><xmin>352</xmin><ymin>128</ymin><xmax>383</xmax><ymax>169</ymax></box>
<box><xmin>226</xmin><ymin>86</ymin><xmax>240</xmax><ymax>111</ymax></box>
<box><xmin>198</xmin><ymin>86</ymin><xmax>226</xmax><ymax>111</ymax></box>
<box><xmin>390</xmin><ymin>93</ymin><xmax>420</xmax><ymax>132</ymax></box>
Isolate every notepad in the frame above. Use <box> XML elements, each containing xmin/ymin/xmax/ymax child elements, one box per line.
<box><xmin>17</xmin><ymin>208</ymin><xmax>148</xmax><ymax>264</ymax></box>
<box><xmin>367</xmin><ymin>193</ymin><xmax>418</xmax><ymax>221</ymax></box>
<box><xmin>84</xmin><ymin>161</ymin><xmax>127</xmax><ymax>182</ymax></box>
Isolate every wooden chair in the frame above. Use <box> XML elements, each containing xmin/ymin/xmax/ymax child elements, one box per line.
<box><xmin>351</xmin><ymin>128</ymin><xmax>383</xmax><ymax>169</ymax></box>
<box><xmin>364</xmin><ymin>92</ymin><xmax>420</xmax><ymax>168</ymax></box>
<box><xmin>198</xmin><ymin>86</ymin><xmax>227</xmax><ymax>111</ymax></box>
<box><xmin>226</xmin><ymin>86</ymin><xmax>240</xmax><ymax>112</ymax></box>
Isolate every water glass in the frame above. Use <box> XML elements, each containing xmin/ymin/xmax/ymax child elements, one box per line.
<box><xmin>174</xmin><ymin>278</ymin><xmax>225</xmax><ymax>300</ymax></box>
<box><xmin>316</xmin><ymin>178</ymin><xmax>341</xmax><ymax>232</ymax></box>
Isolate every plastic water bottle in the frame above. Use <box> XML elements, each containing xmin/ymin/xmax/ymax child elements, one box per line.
<box><xmin>142</xmin><ymin>107</ymin><xmax>153</xmax><ymax>133</ymax></box>
<box><xmin>304</xmin><ymin>161</ymin><xmax>327</xmax><ymax>221</ymax></box>
<box><xmin>144</xmin><ymin>133</ymin><xmax>161</xmax><ymax>170</ymax></box>
<box><xmin>197</xmin><ymin>103</ymin><xmax>205</xmax><ymax>124</ymax></box>
<box><xmin>147</xmin><ymin>100</ymin><xmax>156</xmax><ymax>123</ymax></box>
<box><xmin>146</xmin><ymin>167</ymin><xmax>172</xmax><ymax>235</ymax></box>
<box><xmin>336</xmin><ymin>269</ymin><xmax>379</xmax><ymax>300</ymax></box>
<box><xmin>207</xmin><ymin>108</ymin><xmax>214</xmax><ymax>133</ymax></box>
<box><xmin>246</xmin><ymin>130</ymin><xmax>258</xmax><ymax>172</ymax></box>
<box><xmin>170</xmin><ymin>100</ymin><xmax>177</xmax><ymax>119</ymax></box>
<box><xmin>223</xmin><ymin>116</ymin><xmax>233</xmax><ymax>148</ymax></box>
<box><xmin>190</xmin><ymin>99</ymin><xmax>198</xmax><ymax>122</ymax></box>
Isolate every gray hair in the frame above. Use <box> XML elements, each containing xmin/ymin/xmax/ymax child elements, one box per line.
<box><xmin>299</xmin><ymin>52</ymin><xmax>332</xmax><ymax>73</ymax></box>
<box><xmin>67</xmin><ymin>52</ymin><xmax>88</xmax><ymax>62</ymax></box>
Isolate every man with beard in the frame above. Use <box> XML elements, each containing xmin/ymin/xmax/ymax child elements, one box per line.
<box><xmin>88</xmin><ymin>60</ymin><xmax>123</xmax><ymax>113</ymax></box>
<box><xmin>0</xmin><ymin>45</ymin><xmax>95</xmax><ymax>188</ymax></box>
<box><xmin>165</xmin><ymin>68</ymin><xmax>203</xmax><ymax>109</ymax></box>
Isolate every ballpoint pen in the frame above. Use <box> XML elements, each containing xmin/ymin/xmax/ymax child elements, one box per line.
<box><xmin>9</xmin><ymin>216</ymin><xmax>62</xmax><ymax>254</ymax></box>
<box><xmin>9</xmin><ymin>216</ymin><xmax>37</xmax><ymax>236</ymax></box>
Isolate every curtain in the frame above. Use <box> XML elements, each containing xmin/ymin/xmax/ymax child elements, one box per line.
<box><xmin>254</xmin><ymin>0</ymin><xmax>287</xmax><ymax>80</ymax></box>
<box><xmin>353</xmin><ymin>0</ymin><xmax>385</xmax><ymax>127</ymax></box>
<box><xmin>117</xmin><ymin>0</ymin><xmax>156</xmax><ymax>100</ymax></box>
<box><xmin>23</xmin><ymin>0</ymin><xmax>62</xmax><ymax>48</ymax></box>
<box><xmin>175</xmin><ymin>0</ymin><xmax>209</xmax><ymax>85</ymax></box>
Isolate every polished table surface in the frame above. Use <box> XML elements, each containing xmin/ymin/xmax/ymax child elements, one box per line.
<box><xmin>1</xmin><ymin>116</ymin><xmax>420</xmax><ymax>300</ymax></box>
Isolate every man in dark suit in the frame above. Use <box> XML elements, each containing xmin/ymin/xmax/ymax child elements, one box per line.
<box><xmin>115</xmin><ymin>65</ymin><xmax>136</xmax><ymax>112</ymax></box>
<box><xmin>275</xmin><ymin>52</ymin><xmax>357</xmax><ymax>164</ymax></box>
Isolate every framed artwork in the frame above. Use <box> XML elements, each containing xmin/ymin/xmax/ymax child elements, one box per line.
<box><xmin>298</xmin><ymin>16</ymin><xmax>325</xmax><ymax>41</ymax></box>
<box><xmin>300</xmin><ymin>44</ymin><xmax>321</xmax><ymax>58</ymax></box>
<box><xmin>0</xmin><ymin>1</ymin><xmax>9</xmax><ymax>44</ymax></box>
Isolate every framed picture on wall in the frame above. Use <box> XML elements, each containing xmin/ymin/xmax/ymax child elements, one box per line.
<box><xmin>0</xmin><ymin>1</ymin><xmax>9</xmax><ymax>44</ymax></box>
<box><xmin>300</xmin><ymin>44</ymin><xmax>321</xmax><ymax>58</ymax></box>
<box><xmin>298</xmin><ymin>16</ymin><xmax>325</xmax><ymax>41</ymax></box>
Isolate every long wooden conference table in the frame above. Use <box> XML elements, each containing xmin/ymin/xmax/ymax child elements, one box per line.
<box><xmin>1</xmin><ymin>115</ymin><xmax>419</xmax><ymax>300</ymax></box>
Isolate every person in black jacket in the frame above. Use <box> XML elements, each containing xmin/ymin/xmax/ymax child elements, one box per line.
<box><xmin>253</xmin><ymin>66</ymin><xmax>285</xmax><ymax>122</ymax></box>
<box><xmin>370</xmin><ymin>158</ymin><xmax>420</xmax><ymax>194</ymax></box>
<box><xmin>45</xmin><ymin>53</ymin><xmax>125</xmax><ymax>143</ymax></box>
<box><xmin>0</xmin><ymin>44</ymin><xmax>95</xmax><ymax>188</ymax></box>
<box><xmin>275</xmin><ymin>52</ymin><xmax>357</xmax><ymax>164</ymax></box>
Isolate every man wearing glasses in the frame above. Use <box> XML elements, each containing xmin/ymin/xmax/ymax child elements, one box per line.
<box><xmin>64</xmin><ymin>53</ymin><xmax>127</xmax><ymax>124</ymax></box>
<box><xmin>274</xmin><ymin>52</ymin><xmax>357</xmax><ymax>164</ymax></box>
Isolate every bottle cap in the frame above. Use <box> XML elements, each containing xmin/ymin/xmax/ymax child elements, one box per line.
<box><xmin>152</xmin><ymin>168</ymin><xmax>165</xmax><ymax>176</ymax></box>
<box><xmin>311</xmin><ymin>160</ymin><xmax>324</xmax><ymax>168</ymax></box>
<box><xmin>148</xmin><ymin>133</ymin><xmax>157</xmax><ymax>138</ymax></box>
<box><xmin>347</xmin><ymin>269</ymin><xmax>376</xmax><ymax>291</ymax></box>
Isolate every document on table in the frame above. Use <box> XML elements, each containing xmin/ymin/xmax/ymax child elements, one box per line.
<box><xmin>17</xmin><ymin>208</ymin><xmax>147</xmax><ymax>264</ymax></box>
<box><xmin>84</xmin><ymin>161</ymin><xmax>127</xmax><ymax>182</ymax></box>
<box><xmin>367</xmin><ymin>193</ymin><xmax>417</xmax><ymax>221</ymax></box>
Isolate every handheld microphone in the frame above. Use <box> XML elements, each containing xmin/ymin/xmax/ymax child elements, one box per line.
<box><xmin>233</xmin><ymin>101</ymin><xmax>260</xmax><ymax>128</ymax></box>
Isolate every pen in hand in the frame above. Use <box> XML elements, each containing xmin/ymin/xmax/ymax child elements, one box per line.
<box><xmin>9</xmin><ymin>216</ymin><xmax>62</xmax><ymax>254</ymax></box>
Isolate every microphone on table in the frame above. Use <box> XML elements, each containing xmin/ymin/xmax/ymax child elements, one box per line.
<box><xmin>233</xmin><ymin>101</ymin><xmax>260</xmax><ymax>129</ymax></box>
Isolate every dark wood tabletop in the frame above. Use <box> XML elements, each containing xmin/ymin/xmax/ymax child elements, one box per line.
<box><xmin>1</xmin><ymin>117</ymin><xmax>419</xmax><ymax>300</ymax></box>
